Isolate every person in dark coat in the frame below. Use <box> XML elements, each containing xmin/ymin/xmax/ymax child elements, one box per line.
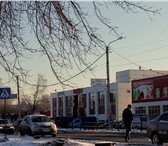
<box><xmin>122</xmin><ymin>104</ymin><xmax>133</xmax><ymax>142</ymax></box>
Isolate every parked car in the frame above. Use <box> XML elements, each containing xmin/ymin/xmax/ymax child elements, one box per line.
<box><xmin>69</xmin><ymin>116</ymin><xmax>97</xmax><ymax>128</ymax></box>
<box><xmin>19</xmin><ymin>114</ymin><xmax>57</xmax><ymax>137</ymax></box>
<box><xmin>69</xmin><ymin>118</ymin><xmax>81</xmax><ymax>127</ymax></box>
<box><xmin>0</xmin><ymin>119</ymin><xmax>15</xmax><ymax>134</ymax></box>
<box><xmin>98</xmin><ymin>120</ymin><xmax>123</xmax><ymax>129</ymax></box>
<box><xmin>132</xmin><ymin>114</ymin><xmax>149</xmax><ymax>129</ymax></box>
<box><xmin>51</xmin><ymin>116</ymin><xmax>76</xmax><ymax>128</ymax></box>
<box><xmin>147</xmin><ymin>112</ymin><xmax>168</xmax><ymax>145</ymax></box>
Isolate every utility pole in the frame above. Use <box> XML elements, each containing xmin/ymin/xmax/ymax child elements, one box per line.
<box><xmin>17</xmin><ymin>76</ymin><xmax>21</xmax><ymax>118</ymax></box>
<box><xmin>106</xmin><ymin>37</ymin><xmax>122</xmax><ymax>121</ymax></box>
<box><xmin>106</xmin><ymin>45</ymin><xmax>110</xmax><ymax>121</ymax></box>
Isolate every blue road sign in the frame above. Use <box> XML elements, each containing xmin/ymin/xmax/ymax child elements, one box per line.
<box><xmin>0</xmin><ymin>88</ymin><xmax>11</xmax><ymax>99</ymax></box>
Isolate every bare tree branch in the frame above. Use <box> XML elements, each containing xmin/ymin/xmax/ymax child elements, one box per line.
<box><xmin>0</xmin><ymin>1</ymin><xmax>161</xmax><ymax>86</ymax></box>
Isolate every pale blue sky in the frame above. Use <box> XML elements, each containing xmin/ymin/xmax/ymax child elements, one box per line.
<box><xmin>1</xmin><ymin>1</ymin><xmax>168</xmax><ymax>95</ymax></box>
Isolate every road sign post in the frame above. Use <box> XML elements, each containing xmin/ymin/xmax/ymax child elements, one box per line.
<box><xmin>0</xmin><ymin>87</ymin><xmax>11</xmax><ymax>139</ymax></box>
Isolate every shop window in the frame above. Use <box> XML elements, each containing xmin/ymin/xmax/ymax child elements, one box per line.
<box><xmin>98</xmin><ymin>92</ymin><xmax>105</xmax><ymax>114</ymax></box>
<box><xmin>135</xmin><ymin>107</ymin><xmax>146</xmax><ymax>115</ymax></box>
<box><xmin>89</xmin><ymin>92</ymin><xmax>95</xmax><ymax>115</ymax></box>
<box><xmin>78</xmin><ymin>94</ymin><xmax>86</xmax><ymax>116</ymax></box>
<box><xmin>65</xmin><ymin>96</ymin><xmax>73</xmax><ymax>116</ymax></box>
<box><xmin>148</xmin><ymin>106</ymin><xmax>160</xmax><ymax>120</ymax></box>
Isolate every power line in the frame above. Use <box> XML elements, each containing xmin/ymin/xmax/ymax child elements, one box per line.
<box><xmin>5</xmin><ymin>39</ymin><xmax>168</xmax><ymax>88</ymax></box>
<box><xmin>24</xmin><ymin>52</ymin><xmax>106</xmax><ymax>87</ymax></box>
<box><xmin>126</xmin><ymin>44</ymin><xmax>168</xmax><ymax>58</ymax></box>
<box><xmin>111</xmin><ymin>56</ymin><xmax>168</xmax><ymax>67</ymax></box>
<box><xmin>96</xmin><ymin>43</ymin><xmax>168</xmax><ymax>70</ymax></box>
<box><xmin>114</xmin><ymin>38</ymin><xmax>168</xmax><ymax>50</ymax></box>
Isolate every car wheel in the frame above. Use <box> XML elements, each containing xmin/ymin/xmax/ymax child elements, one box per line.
<box><xmin>28</xmin><ymin>128</ymin><xmax>34</xmax><ymax>136</ymax></box>
<box><xmin>33</xmin><ymin>135</ymin><xmax>41</xmax><ymax>139</ymax></box>
<box><xmin>20</xmin><ymin>128</ymin><xmax>25</xmax><ymax>136</ymax></box>
<box><xmin>152</xmin><ymin>133</ymin><xmax>163</xmax><ymax>145</ymax></box>
<box><xmin>52</xmin><ymin>134</ymin><xmax>56</xmax><ymax>137</ymax></box>
<box><xmin>11</xmin><ymin>130</ymin><xmax>15</xmax><ymax>135</ymax></box>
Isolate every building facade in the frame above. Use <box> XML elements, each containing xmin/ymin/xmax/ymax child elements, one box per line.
<box><xmin>132</xmin><ymin>75</ymin><xmax>168</xmax><ymax>120</ymax></box>
<box><xmin>50</xmin><ymin>69</ymin><xmax>168</xmax><ymax>122</ymax></box>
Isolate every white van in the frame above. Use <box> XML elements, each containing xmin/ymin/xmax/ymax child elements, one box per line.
<box><xmin>132</xmin><ymin>114</ymin><xmax>149</xmax><ymax>129</ymax></box>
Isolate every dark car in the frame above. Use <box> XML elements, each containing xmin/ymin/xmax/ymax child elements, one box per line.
<box><xmin>98</xmin><ymin>120</ymin><xmax>123</xmax><ymax>130</ymax></box>
<box><xmin>69</xmin><ymin>116</ymin><xmax>98</xmax><ymax>128</ymax></box>
<box><xmin>0</xmin><ymin>119</ymin><xmax>15</xmax><ymax>134</ymax></box>
<box><xmin>52</xmin><ymin>116</ymin><xmax>76</xmax><ymax>128</ymax></box>
<box><xmin>20</xmin><ymin>114</ymin><xmax>57</xmax><ymax>137</ymax></box>
<box><xmin>147</xmin><ymin>112</ymin><xmax>168</xmax><ymax>145</ymax></box>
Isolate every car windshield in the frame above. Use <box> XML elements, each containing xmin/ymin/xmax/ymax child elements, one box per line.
<box><xmin>31</xmin><ymin>116</ymin><xmax>51</xmax><ymax>122</ymax></box>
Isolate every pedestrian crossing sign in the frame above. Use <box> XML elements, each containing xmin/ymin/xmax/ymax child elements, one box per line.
<box><xmin>0</xmin><ymin>88</ymin><xmax>11</xmax><ymax>99</ymax></box>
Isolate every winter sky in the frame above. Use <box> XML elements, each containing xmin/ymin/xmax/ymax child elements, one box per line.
<box><xmin>1</xmin><ymin>1</ymin><xmax>168</xmax><ymax>95</ymax></box>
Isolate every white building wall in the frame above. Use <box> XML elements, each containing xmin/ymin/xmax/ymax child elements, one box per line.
<box><xmin>116</xmin><ymin>83</ymin><xmax>131</xmax><ymax>121</ymax></box>
<box><xmin>116</xmin><ymin>69</ymin><xmax>168</xmax><ymax>83</ymax></box>
<box><xmin>50</xmin><ymin>69</ymin><xmax>168</xmax><ymax>121</ymax></box>
<box><xmin>82</xmin><ymin>86</ymin><xmax>107</xmax><ymax>121</ymax></box>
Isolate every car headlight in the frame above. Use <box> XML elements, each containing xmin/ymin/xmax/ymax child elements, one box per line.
<box><xmin>51</xmin><ymin>124</ymin><xmax>56</xmax><ymax>129</ymax></box>
<box><xmin>10</xmin><ymin>126</ymin><xmax>15</xmax><ymax>129</ymax></box>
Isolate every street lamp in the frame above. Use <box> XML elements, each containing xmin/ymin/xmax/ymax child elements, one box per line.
<box><xmin>106</xmin><ymin>37</ymin><xmax>122</xmax><ymax>121</ymax></box>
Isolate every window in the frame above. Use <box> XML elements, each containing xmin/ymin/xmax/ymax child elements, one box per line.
<box><xmin>159</xmin><ymin>113</ymin><xmax>168</xmax><ymax>122</ymax></box>
<box><xmin>162</xmin><ymin>87</ymin><xmax>168</xmax><ymax>98</ymax></box>
<box><xmin>66</xmin><ymin>96</ymin><xmax>73</xmax><ymax>116</ymax></box>
<box><xmin>58</xmin><ymin>97</ymin><xmax>63</xmax><ymax>116</ymax></box>
<box><xmin>32</xmin><ymin>116</ymin><xmax>50</xmax><ymax>122</ymax></box>
<box><xmin>89</xmin><ymin>92</ymin><xmax>95</xmax><ymax>115</ymax></box>
<box><xmin>110</xmin><ymin>91</ymin><xmax>116</xmax><ymax>118</ymax></box>
<box><xmin>52</xmin><ymin>98</ymin><xmax>57</xmax><ymax>117</ymax></box>
<box><xmin>156</xmin><ymin>88</ymin><xmax>160</xmax><ymax>98</ymax></box>
<box><xmin>135</xmin><ymin>107</ymin><xmax>146</xmax><ymax>115</ymax></box>
<box><xmin>98</xmin><ymin>92</ymin><xmax>105</xmax><ymax>114</ymax></box>
<box><xmin>78</xmin><ymin>94</ymin><xmax>86</xmax><ymax>116</ymax></box>
<box><xmin>149</xmin><ymin>106</ymin><xmax>160</xmax><ymax>120</ymax></box>
<box><xmin>163</xmin><ymin>105</ymin><xmax>168</xmax><ymax>112</ymax></box>
<box><xmin>25</xmin><ymin>116</ymin><xmax>31</xmax><ymax>124</ymax></box>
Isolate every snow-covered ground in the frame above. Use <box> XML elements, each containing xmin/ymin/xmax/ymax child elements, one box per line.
<box><xmin>0</xmin><ymin>128</ymin><xmax>146</xmax><ymax>146</ymax></box>
<box><xmin>0</xmin><ymin>135</ymin><xmax>123</xmax><ymax>146</ymax></box>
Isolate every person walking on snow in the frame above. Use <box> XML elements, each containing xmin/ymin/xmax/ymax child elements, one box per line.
<box><xmin>122</xmin><ymin>104</ymin><xmax>133</xmax><ymax>142</ymax></box>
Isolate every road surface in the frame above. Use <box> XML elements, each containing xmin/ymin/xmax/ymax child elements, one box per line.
<box><xmin>57</xmin><ymin>129</ymin><xmax>168</xmax><ymax>145</ymax></box>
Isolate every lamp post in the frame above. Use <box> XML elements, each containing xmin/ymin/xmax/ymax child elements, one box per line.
<box><xmin>106</xmin><ymin>37</ymin><xmax>122</xmax><ymax>121</ymax></box>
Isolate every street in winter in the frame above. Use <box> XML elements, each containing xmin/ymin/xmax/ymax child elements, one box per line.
<box><xmin>1</xmin><ymin>1</ymin><xmax>168</xmax><ymax>146</ymax></box>
<box><xmin>0</xmin><ymin>128</ymin><xmax>167</xmax><ymax>146</ymax></box>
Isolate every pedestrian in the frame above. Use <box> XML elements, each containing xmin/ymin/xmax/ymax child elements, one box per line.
<box><xmin>122</xmin><ymin>104</ymin><xmax>133</xmax><ymax>142</ymax></box>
